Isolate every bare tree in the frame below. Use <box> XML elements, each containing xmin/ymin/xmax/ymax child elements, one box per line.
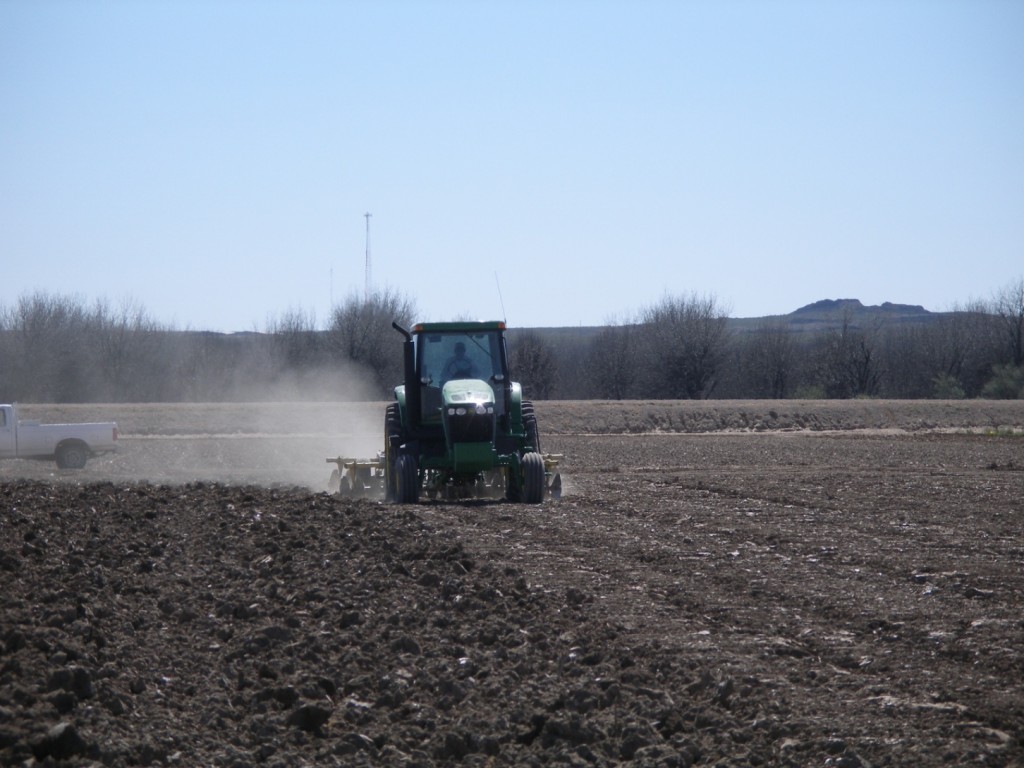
<box><xmin>509</xmin><ymin>331</ymin><xmax>558</xmax><ymax>399</ymax></box>
<box><xmin>991</xmin><ymin>276</ymin><xmax>1024</xmax><ymax>367</ymax></box>
<box><xmin>879</xmin><ymin>300</ymin><xmax>1001</xmax><ymax>398</ymax></box>
<box><xmin>0</xmin><ymin>292</ymin><xmax>99</xmax><ymax>401</ymax></box>
<box><xmin>637</xmin><ymin>293</ymin><xmax>731</xmax><ymax>399</ymax></box>
<box><xmin>326</xmin><ymin>288</ymin><xmax>417</xmax><ymax>395</ymax></box>
<box><xmin>94</xmin><ymin>298</ymin><xmax>171</xmax><ymax>401</ymax></box>
<box><xmin>745</xmin><ymin>317</ymin><xmax>796</xmax><ymax>398</ymax></box>
<box><xmin>173</xmin><ymin>332</ymin><xmax>236</xmax><ymax>402</ymax></box>
<box><xmin>586</xmin><ymin>318</ymin><xmax>641</xmax><ymax>399</ymax></box>
<box><xmin>266</xmin><ymin>307</ymin><xmax>323</xmax><ymax>369</ymax></box>
<box><xmin>815</xmin><ymin>309</ymin><xmax>883</xmax><ymax>398</ymax></box>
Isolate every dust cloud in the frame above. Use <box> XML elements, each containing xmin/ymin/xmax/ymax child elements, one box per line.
<box><xmin>5</xmin><ymin>372</ymin><xmax>389</xmax><ymax>492</ymax></box>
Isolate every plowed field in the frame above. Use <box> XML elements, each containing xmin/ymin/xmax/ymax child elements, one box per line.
<box><xmin>2</xmin><ymin>401</ymin><xmax>1022</xmax><ymax>766</ymax></box>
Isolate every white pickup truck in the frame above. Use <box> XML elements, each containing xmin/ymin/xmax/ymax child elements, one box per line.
<box><xmin>0</xmin><ymin>404</ymin><xmax>119</xmax><ymax>469</ymax></box>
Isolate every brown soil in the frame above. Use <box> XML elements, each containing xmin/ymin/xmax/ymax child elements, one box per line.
<box><xmin>1</xmin><ymin>401</ymin><xmax>1022</xmax><ymax>766</ymax></box>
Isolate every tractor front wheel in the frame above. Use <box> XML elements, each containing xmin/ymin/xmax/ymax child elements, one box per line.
<box><xmin>505</xmin><ymin>452</ymin><xmax>546</xmax><ymax>504</ymax></box>
<box><xmin>521</xmin><ymin>452</ymin><xmax>546</xmax><ymax>504</ymax></box>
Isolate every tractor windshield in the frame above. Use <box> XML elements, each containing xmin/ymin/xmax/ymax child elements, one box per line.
<box><xmin>420</xmin><ymin>330</ymin><xmax>505</xmax><ymax>385</ymax></box>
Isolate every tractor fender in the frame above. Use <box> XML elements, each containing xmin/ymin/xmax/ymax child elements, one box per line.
<box><xmin>394</xmin><ymin>386</ymin><xmax>408</xmax><ymax>426</ymax></box>
<box><xmin>507</xmin><ymin>382</ymin><xmax>525</xmax><ymax>430</ymax></box>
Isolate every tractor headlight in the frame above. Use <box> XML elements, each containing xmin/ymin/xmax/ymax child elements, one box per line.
<box><xmin>444</xmin><ymin>394</ymin><xmax>496</xmax><ymax>443</ymax></box>
<box><xmin>448</xmin><ymin>404</ymin><xmax>493</xmax><ymax>416</ymax></box>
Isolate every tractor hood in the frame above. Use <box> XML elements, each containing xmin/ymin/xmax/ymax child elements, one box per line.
<box><xmin>441</xmin><ymin>379</ymin><xmax>497</xmax><ymax>460</ymax></box>
<box><xmin>441</xmin><ymin>379</ymin><xmax>495</xmax><ymax>413</ymax></box>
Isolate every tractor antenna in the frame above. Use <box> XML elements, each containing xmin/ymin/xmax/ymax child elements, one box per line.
<box><xmin>494</xmin><ymin>271</ymin><xmax>507</xmax><ymax>324</ymax></box>
<box><xmin>364</xmin><ymin>212</ymin><xmax>372</xmax><ymax>302</ymax></box>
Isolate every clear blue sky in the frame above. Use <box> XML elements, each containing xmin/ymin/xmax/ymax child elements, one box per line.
<box><xmin>2</xmin><ymin>1</ymin><xmax>1021</xmax><ymax>332</ymax></box>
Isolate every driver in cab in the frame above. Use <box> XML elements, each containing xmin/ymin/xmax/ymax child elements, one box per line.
<box><xmin>442</xmin><ymin>342</ymin><xmax>478</xmax><ymax>381</ymax></box>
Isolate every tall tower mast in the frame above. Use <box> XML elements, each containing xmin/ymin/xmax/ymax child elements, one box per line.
<box><xmin>364</xmin><ymin>212</ymin><xmax>372</xmax><ymax>301</ymax></box>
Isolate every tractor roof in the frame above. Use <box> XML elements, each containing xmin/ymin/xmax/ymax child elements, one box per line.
<box><xmin>412</xmin><ymin>321</ymin><xmax>506</xmax><ymax>334</ymax></box>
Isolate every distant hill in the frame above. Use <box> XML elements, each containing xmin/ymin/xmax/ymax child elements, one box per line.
<box><xmin>792</xmin><ymin>298</ymin><xmax>928</xmax><ymax>316</ymax></box>
<box><xmin>726</xmin><ymin>298</ymin><xmax>941</xmax><ymax>336</ymax></box>
<box><xmin>519</xmin><ymin>298</ymin><xmax>947</xmax><ymax>342</ymax></box>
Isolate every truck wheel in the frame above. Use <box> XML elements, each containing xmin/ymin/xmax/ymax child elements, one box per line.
<box><xmin>55</xmin><ymin>443</ymin><xmax>89</xmax><ymax>470</ymax></box>
<box><xmin>521</xmin><ymin>452</ymin><xmax>545</xmax><ymax>504</ymax></box>
<box><xmin>395</xmin><ymin>453</ymin><xmax>419</xmax><ymax>504</ymax></box>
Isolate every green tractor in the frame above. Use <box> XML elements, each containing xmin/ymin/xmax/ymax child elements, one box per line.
<box><xmin>387</xmin><ymin>320</ymin><xmax>559</xmax><ymax>503</ymax></box>
<box><xmin>328</xmin><ymin>320</ymin><xmax>560</xmax><ymax>503</ymax></box>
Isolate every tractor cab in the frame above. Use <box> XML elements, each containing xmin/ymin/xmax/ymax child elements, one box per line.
<box><xmin>413</xmin><ymin>323</ymin><xmax>510</xmax><ymax>429</ymax></box>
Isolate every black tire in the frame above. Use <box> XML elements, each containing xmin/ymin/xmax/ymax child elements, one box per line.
<box><xmin>505</xmin><ymin>466</ymin><xmax>522</xmax><ymax>503</ymax></box>
<box><xmin>395</xmin><ymin>453</ymin><xmax>419</xmax><ymax>504</ymax></box>
<box><xmin>522</xmin><ymin>400</ymin><xmax>541</xmax><ymax>453</ymax></box>
<box><xmin>384</xmin><ymin>404</ymin><xmax>402</xmax><ymax>502</ymax></box>
<box><xmin>55</xmin><ymin>443</ymin><xmax>88</xmax><ymax>470</ymax></box>
<box><xmin>505</xmin><ymin>451</ymin><xmax>526</xmax><ymax>501</ymax></box>
<box><xmin>521</xmin><ymin>451</ymin><xmax>545</xmax><ymax>504</ymax></box>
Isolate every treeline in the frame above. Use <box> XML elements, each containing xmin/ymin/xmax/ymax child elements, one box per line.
<box><xmin>0</xmin><ymin>291</ymin><xmax>415</xmax><ymax>403</ymax></box>
<box><xmin>536</xmin><ymin>281</ymin><xmax>1024</xmax><ymax>401</ymax></box>
<box><xmin>1</xmin><ymin>280</ymin><xmax>1022</xmax><ymax>403</ymax></box>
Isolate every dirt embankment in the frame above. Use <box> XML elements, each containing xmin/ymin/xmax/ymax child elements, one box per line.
<box><xmin>536</xmin><ymin>399</ymin><xmax>1024</xmax><ymax>435</ymax></box>
<box><xmin>18</xmin><ymin>399</ymin><xmax>1024</xmax><ymax>438</ymax></box>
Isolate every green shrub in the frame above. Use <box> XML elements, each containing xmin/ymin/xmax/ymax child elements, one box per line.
<box><xmin>980</xmin><ymin>364</ymin><xmax>1024</xmax><ymax>399</ymax></box>
<box><xmin>792</xmin><ymin>384</ymin><xmax>826</xmax><ymax>400</ymax></box>
<box><xmin>932</xmin><ymin>373</ymin><xmax>966</xmax><ymax>400</ymax></box>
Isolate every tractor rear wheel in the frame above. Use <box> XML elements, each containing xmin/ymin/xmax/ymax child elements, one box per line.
<box><xmin>384</xmin><ymin>404</ymin><xmax>402</xmax><ymax>501</ymax></box>
<box><xmin>395</xmin><ymin>453</ymin><xmax>419</xmax><ymax>504</ymax></box>
<box><xmin>522</xmin><ymin>400</ymin><xmax>541</xmax><ymax>452</ymax></box>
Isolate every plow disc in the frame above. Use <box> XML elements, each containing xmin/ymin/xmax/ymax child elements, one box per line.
<box><xmin>326</xmin><ymin>453</ymin><xmax>563</xmax><ymax>501</ymax></box>
<box><xmin>326</xmin><ymin>454</ymin><xmax>386</xmax><ymax>498</ymax></box>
